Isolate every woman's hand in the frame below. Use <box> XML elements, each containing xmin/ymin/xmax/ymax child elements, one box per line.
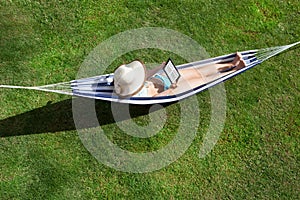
<box><xmin>154</xmin><ymin>84</ymin><xmax>177</xmax><ymax>97</ymax></box>
<box><xmin>170</xmin><ymin>83</ymin><xmax>177</xmax><ymax>89</ymax></box>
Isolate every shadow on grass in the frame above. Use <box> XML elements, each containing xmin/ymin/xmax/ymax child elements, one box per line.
<box><xmin>0</xmin><ymin>98</ymin><xmax>170</xmax><ymax>137</ymax></box>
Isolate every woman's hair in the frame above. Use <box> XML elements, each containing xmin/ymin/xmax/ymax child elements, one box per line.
<box><xmin>148</xmin><ymin>77</ymin><xmax>164</xmax><ymax>93</ymax></box>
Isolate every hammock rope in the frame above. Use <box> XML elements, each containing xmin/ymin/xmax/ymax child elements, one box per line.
<box><xmin>255</xmin><ymin>41</ymin><xmax>300</xmax><ymax>62</ymax></box>
<box><xmin>0</xmin><ymin>41</ymin><xmax>299</xmax><ymax>104</ymax></box>
<box><xmin>0</xmin><ymin>82</ymin><xmax>73</xmax><ymax>95</ymax></box>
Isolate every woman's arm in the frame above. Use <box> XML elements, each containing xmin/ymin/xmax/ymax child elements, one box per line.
<box><xmin>146</xmin><ymin>62</ymin><xmax>166</xmax><ymax>79</ymax></box>
<box><xmin>153</xmin><ymin>84</ymin><xmax>177</xmax><ymax>97</ymax></box>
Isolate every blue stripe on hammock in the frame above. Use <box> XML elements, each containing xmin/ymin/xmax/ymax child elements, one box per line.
<box><xmin>71</xmin><ymin>84</ymin><xmax>113</xmax><ymax>90</ymax></box>
<box><xmin>71</xmin><ymin>74</ymin><xmax>113</xmax><ymax>84</ymax></box>
<box><xmin>73</xmin><ymin>89</ymin><xmax>114</xmax><ymax>93</ymax></box>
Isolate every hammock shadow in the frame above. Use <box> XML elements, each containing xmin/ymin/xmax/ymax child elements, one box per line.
<box><xmin>0</xmin><ymin>98</ymin><xmax>170</xmax><ymax>137</ymax></box>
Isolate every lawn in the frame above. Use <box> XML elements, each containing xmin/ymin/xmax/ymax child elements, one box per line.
<box><xmin>0</xmin><ymin>0</ymin><xmax>299</xmax><ymax>199</ymax></box>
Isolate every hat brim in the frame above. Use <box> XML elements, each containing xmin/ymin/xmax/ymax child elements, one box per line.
<box><xmin>115</xmin><ymin>60</ymin><xmax>146</xmax><ymax>97</ymax></box>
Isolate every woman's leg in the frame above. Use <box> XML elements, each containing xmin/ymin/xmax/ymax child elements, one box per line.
<box><xmin>173</xmin><ymin>53</ymin><xmax>246</xmax><ymax>91</ymax></box>
<box><xmin>176</xmin><ymin>62</ymin><xmax>231</xmax><ymax>88</ymax></box>
<box><xmin>171</xmin><ymin>67</ymin><xmax>204</xmax><ymax>91</ymax></box>
<box><xmin>178</xmin><ymin>67</ymin><xmax>203</xmax><ymax>80</ymax></box>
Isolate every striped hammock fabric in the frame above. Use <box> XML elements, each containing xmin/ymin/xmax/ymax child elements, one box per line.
<box><xmin>1</xmin><ymin>41</ymin><xmax>299</xmax><ymax>105</ymax></box>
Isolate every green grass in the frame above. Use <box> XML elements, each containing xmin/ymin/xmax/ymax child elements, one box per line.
<box><xmin>1</xmin><ymin>0</ymin><xmax>299</xmax><ymax>199</ymax></box>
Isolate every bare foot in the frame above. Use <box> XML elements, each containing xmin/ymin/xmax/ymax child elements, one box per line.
<box><xmin>235</xmin><ymin>59</ymin><xmax>246</xmax><ymax>70</ymax></box>
<box><xmin>218</xmin><ymin>52</ymin><xmax>246</xmax><ymax>73</ymax></box>
<box><xmin>232</xmin><ymin>52</ymin><xmax>242</xmax><ymax>66</ymax></box>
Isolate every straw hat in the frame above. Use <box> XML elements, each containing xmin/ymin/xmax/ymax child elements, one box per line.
<box><xmin>113</xmin><ymin>60</ymin><xmax>146</xmax><ymax>97</ymax></box>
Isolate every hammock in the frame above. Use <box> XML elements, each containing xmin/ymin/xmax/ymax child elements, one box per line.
<box><xmin>1</xmin><ymin>41</ymin><xmax>299</xmax><ymax>105</ymax></box>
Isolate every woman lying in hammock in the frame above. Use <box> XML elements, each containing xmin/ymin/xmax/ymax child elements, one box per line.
<box><xmin>113</xmin><ymin>53</ymin><xmax>246</xmax><ymax>97</ymax></box>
